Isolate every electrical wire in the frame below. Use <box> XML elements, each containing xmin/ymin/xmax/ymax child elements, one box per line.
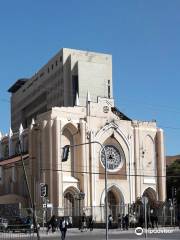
<box><xmin>40</xmin><ymin>167</ymin><xmax>179</xmax><ymax>179</ymax></box>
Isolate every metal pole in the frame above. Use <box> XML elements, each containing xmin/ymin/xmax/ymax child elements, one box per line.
<box><xmin>79</xmin><ymin>198</ymin><xmax>81</xmax><ymax>229</ymax></box>
<box><xmin>103</xmin><ymin>145</ymin><xmax>108</xmax><ymax>240</ymax></box>
<box><xmin>19</xmin><ymin>140</ymin><xmax>40</xmax><ymax>239</ymax></box>
<box><xmin>144</xmin><ymin>201</ymin><xmax>147</xmax><ymax>239</ymax></box>
<box><xmin>68</xmin><ymin>141</ymin><xmax>108</xmax><ymax>240</ymax></box>
<box><xmin>45</xmin><ymin>198</ymin><xmax>48</xmax><ymax>225</ymax></box>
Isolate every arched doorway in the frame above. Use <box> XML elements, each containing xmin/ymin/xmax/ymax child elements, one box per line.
<box><xmin>64</xmin><ymin>188</ymin><xmax>79</xmax><ymax>217</ymax></box>
<box><xmin>102</xmin><ymin>185</ymin><xmax>125</xmax><ymax>221</ymax></box>
<box><xmin>143</xmin><ymin>187</ymin><xmax>157</xmax><ymax>206</ymax></box>
<box><xmin>64</xmin><ymin>192</ymin><xmax>75</xmax><ymax>216</ymax></box>
<box><xmin>107</xmin><ymin>190</ymin><xmax>117</xmax><ymax>218</ymax></box>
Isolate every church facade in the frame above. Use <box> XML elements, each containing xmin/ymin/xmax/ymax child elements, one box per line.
<box><xmin>0</xmin><ymin>96</ymin><xmax>166</xmax><ymax>221</ymax></box>
<box><xmin>0</xmin><ymin>48</ymin><xmax>166</xmax><ymax>222</ymax></box>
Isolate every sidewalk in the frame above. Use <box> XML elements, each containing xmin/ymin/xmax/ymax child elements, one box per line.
<box><xmin>38</xmin><ymin>227</ymin><xmax>180</xmax><ymax>238</ymax></box>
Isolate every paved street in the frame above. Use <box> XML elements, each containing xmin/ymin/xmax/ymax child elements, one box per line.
<box><xmin>43</xmin><ymin>228</ymin><xmax>180</xmax><ymax>240</ymax></box>
<box><xmin>1</xmin><ymin>228</ymin><xmax>179</xmax><ymax>240</ymax></box>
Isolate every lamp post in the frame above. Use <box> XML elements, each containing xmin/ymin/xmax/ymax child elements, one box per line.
<box><xmin>62</xmin><ymin>141</ymin><xmax>108</xmax><ymax>240</ymax></box>
<box><xmin>74</xmin><ymin>191</ymin><xmax>85</xmax><ymax>229</ymax></box>
<box><xmin>19</xmin><ymin>140</ymin><xmax>40</xmax><ymax>240</ymax></box>
<box><xmin>142</xmin><ymin>196</ymin><xmax>148</xmax><ymax>239</ymax></box>
<box><xmin>79</xmin><ymin>191</ymin><xmax>85</xmax><ymax>217</ymax></box>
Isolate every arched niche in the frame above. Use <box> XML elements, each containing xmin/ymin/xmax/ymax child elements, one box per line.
<box><xmin>95</xmin><ymin>123</ymin><xmax>130</xmax><ymax>168</ymax></box>
<box><xmin>63</xmin><ymin>186</ymin><xmax>80</xmax><ymax>217</ymax></box>
<box><xmin>100</xmin><ymin>184</ymin><xmax>125</xmax><ymax>221</ymax></box>
<box><xmin>61</xmin><ymin>123</ymin><xmax>79</xmax><ymax>177</ymax></box>
<box><xmin>143</xmin><ymin>187</ymin><xmax>157</xmax><ymax>203</ymax></box>
<box><xmin>143</xmin><ymin>135</ymin><xmax>156</xmax><ymax>174</ymax></box>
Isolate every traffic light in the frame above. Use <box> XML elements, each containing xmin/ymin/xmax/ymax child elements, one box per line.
<box><xmin>40</xmin><ymin>184</ymin><xmax>48</xmax><ymax>197</ymax></box>
<box><xmin>174</xmin><ymin>187</ymin><xmax>177</xmax><ymax>196</ymax></box>
<box><xmin>62</xmin><ymin>145</ymin><xmax>70</xmax><ymax>162</ymax></box>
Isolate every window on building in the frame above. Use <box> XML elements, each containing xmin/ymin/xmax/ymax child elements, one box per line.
<box><xmin>72</xmin><ymin>75</ymin><xmax>79</xmax><ymax>105</ymax></box>
<box><xmin>108</xmin><ymin>80</ymin><xmax>111</xmax><ymax>98</ymax></box>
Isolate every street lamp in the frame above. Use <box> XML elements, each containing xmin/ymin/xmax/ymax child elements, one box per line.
<box><xmin>79</xmin><ymin>191</ymin><xmax>85</xmax><ymax>217</ymax></box>
<box><xmin>142</xmin><ymin>196</ymin><xmax>148</xmax><ymax>239</ymax></box>
<box><xmin>19</xmin><ymin>140</ymin><xmax>40</xmax><ymax>240</ymax></box>
<box><xmin>74</xmin><ymin>191</ymin><xmax>85</xmax><ymax>228</ymax></box>
<box><xmin>62</xmin><ymin>141</ymin><xmax>108</xmax><ymax>240</ymax></box>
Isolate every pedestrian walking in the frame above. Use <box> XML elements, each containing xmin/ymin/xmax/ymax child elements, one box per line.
<box><xmin>154</xmin><ymin>215</ymin><xmax>158</xmax><ymax>229</ymax></box>
<box><xmin>59</xmin><ymin>217</ymin><xmax>68</xmax><ymax>240</ymax></box>
<box><xmin>124</xmin><ymin>214</ymin><xmax>129</xmax><ymax>230</ymax></box>
<box><xmin>122</xmin><ymin>214</ymin><xmax>126</xmax><ymax>230</ymax></box>
<box><xmin>108</xmin><ymin>214</ymin><xmax>113</xmax><ymax>229</ymax></box>
<box><xmin>177</xmin><ymin>212</ymin><xmax>180</xmax><ymax>229</ymax></box>
<box><xmin>81</xmin><ymin>212</ymin><xmax>87</xmax><ymax>232</ymax></box>
<box><xmin>47</xmin><ymin>215</ymin><xmax>57</xmax><ymax>233</ymax></box>
<box><xmin>117</xmin><ymin>214</ymin><xmax>122</xmax><ymax>230</ymax></box>
<box><xmin>88</xmin><ymin>215</ymin><xmax>94</xmax><ymax>231</ymax></box>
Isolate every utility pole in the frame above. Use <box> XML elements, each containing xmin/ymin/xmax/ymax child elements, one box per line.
<box><xmin>19</xmin><ymin>140</ymin><xmax>40</xmax><ymax>240</ymax></box>
<box><xmin>62</xmin><ymin>141</ymin><xmax>108</xmax><ymax>240</ymax></box>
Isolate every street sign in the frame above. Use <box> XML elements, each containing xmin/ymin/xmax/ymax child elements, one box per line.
<box><xmin>40</xmin><ymin>183</ymin><xmax>48</xmax><ymax>197</ymax></box>
<box><xmin>43</xmin><ymin>203</ymin><xmax>53</xmax><ymax>208</ymax></box>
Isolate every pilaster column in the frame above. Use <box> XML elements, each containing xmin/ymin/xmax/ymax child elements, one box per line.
<box><xmin>52</xmin><ymin>118</ymin><xmax>61</xmax><ymax>208</ymax></box>
<box><xmin>48</xmin><ymin>120</ymin><xmax>53</xmax><ymax>204</ymax></box>
<box><xmin>80</xmin><ymin>120</ymin><xmax>88</xmax><ymax>207</ymax></box>
<box><xmin>90</xmin><ymin>130</ymin><xmax>96</xmax><ymax>208</ymax></box>
<box><xmin>156</xmin><ymin>129</ymin><xmax>166</xmax><ymax>201</ymax></box>
<box><xmin>133</xmin><ymin>125</ymin><xmax>141</xmax><ymax>199</ymax></box>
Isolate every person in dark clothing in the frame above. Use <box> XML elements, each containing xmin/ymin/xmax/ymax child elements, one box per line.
<box><xmin>117</xmin><ymin>214</ymin><xmax>122</xmax><ymax>230</ymax></box>
<box><xmin>138</xmin><ymin>215</ymin><xmax>144</xmax><ymax>228</ymax></box>
<box><xmin>177</xmin><ymin>212</ymin><xmax>180</xmax><ymax>229</ymax></box>
<box><xmin>108</xmin><ymin>214</ymin><xmax>113</xmax><ymax>229</ymax></box>
<box><xmin>59</xmin><ymin>217</ymin><xmax>68</xmax><ymax>240</ymax></box>
<box><xmin>150</xmin><ymin>215</ymin><xmax>154</xmax><ymax>228</ymax></box>
<box><xmin>88</xmin><ymin>215</ymin><xmax>94</xmax><ymax>231</ymax></box>
<box><xmin>81</xmin><ymin>212</ymin><xmax>87</xmax><ymax>232</ymax></box>
<box><xmin>154</xmin><ymin>215</ymin><xmax>158</xmax><ymax>229</ymax></box>
<box><xmin>122</xmin><ymin>214</ymin><xmax>126</xmax><ymax>230</ymax></box>
<box><xmin>124</xmin><ymin>214</ymin><xmax>129</xmax><ymax>230</ymax></box>
<box><xmin>47</xmin><ymin>215</ymin><xmax>57</xmax><ymax>233</ymax></box>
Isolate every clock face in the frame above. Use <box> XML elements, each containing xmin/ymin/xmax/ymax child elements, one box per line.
<box><xmin>101</xmin><ymin>145</ymin><xmax>122</xmax><ymax>171</ymax></box>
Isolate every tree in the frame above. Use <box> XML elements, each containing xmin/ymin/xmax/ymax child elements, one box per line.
<box><xmin>166</xmin><ymin>159</ymin><xmax>180</xmax><ymax>204</ymax></box>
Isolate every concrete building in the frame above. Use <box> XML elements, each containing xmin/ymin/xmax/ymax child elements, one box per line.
<box><xmin>0</xmin><ymin>48</ymin><xmax>166</xmax><ymax>222</ymax></box>
<box><xmin>8</xmin><ymin>48</ymin><xmax>112</xmax><ymax>131</ymax></box>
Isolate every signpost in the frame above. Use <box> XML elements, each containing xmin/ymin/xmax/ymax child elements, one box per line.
<box><xmin>142</xmin><ymin>196</ymin><xmax>148</xmax><ymax>239</ymax></box>
<box><xmin>40</xmin><ymin>183</ymin><xmax>48</xmax><ymax>225</ymax></box>
<box><xmin>40</xmin><ymin>183</ymin><xmax>48</xmax><ymax>198</ymax></box>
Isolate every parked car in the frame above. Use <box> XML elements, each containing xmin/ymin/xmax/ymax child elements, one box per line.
<box><xmin>0</xmin><ymin>218</ymin><xmax>8</xmax><ymax>232</ymax></box>
<box><xmin>7</xmin><ymin>216</ymin><xmax>34</xmax><ymax>233</ymax></box>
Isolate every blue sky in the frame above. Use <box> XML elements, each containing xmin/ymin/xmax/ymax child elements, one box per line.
<box><xmin>0</xmin><ymin>0</ymin><xmax>179</xmax><ymax>156</ymax></box>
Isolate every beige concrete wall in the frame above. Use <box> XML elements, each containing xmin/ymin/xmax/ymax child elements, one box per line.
<box><xmin>0</xmin><ymin>97</ymin><xmax>166</xmax><ymax>216</ymax></box>
<box><xmin>9</xmin><ymin>48</ymin><xmax>112</xmax><ymax>131</ymax></box>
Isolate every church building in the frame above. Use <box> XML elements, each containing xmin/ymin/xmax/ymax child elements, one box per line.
<box><xmin>0</xmin><ymin>48</ymin><xmax>166</xmax><ymax>222</ymax></box>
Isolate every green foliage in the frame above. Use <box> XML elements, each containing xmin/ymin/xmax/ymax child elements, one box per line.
<box><xmin>166</xmin><ymin>159</ymin><xmax>180</xmax><ymax>204</ymax></box>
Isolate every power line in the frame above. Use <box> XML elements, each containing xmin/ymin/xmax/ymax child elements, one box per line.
<box><xmin>41</xmin><ymin>168</ymin><xmax>180</xmax><ymax>179</ymax></box>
